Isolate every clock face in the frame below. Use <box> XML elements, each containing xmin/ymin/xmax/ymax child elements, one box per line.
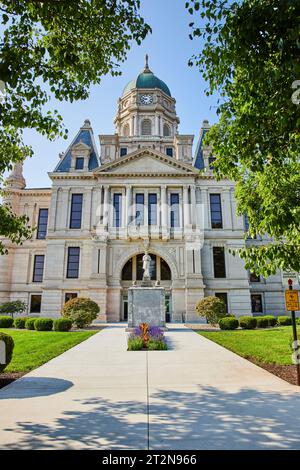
<box><xmin>140</xmin><ymin>94</ymin><xmax>153</xmax><ymax>105</ymax></box>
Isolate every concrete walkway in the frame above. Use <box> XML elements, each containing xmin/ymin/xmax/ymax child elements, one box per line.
<box><xmin>1</xmin><ymin>324</ymin><xmax>300</xmax><ymax>450</ymax></box>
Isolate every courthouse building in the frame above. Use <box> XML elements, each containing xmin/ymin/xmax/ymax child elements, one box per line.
<box><xmin>0</xmin><ymin>58</ymin><xmax>288</xmax><ymax>321</ymax></box>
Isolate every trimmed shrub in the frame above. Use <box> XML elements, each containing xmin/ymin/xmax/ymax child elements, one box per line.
<box><xmin>34</xmin><ymin>318</ymin><xmax>53</xmax><ymax>331</ymax></box>
<box><xmin>195</xmin><ymin>296</ymin><xmax>227</xmax><ymax>326</ymax></box>
<box><xmin>239</xmin><ymin>316</ymin><xmax>257</xmax><ymax>329</ymax></box>
<box><xmin>127</xmin><ymin>336</ymin><xmax>144</xmax><ymax>351</ymax></box>
<box><xmin>256</xmin><ymin>316</ymin><xmax>269</xmax><ymax>328</ymax></box>
<box><xmin>264</xmin><ymin>315</ymin><xmax>277</xmax><ymax>327</ymax></box>
<box><xmin>0</xmin><ymin>316</ymin><xmax>14</xmax><ymax>328</ymax></box>
<box><xmin>219</xmin><ymin>317</ymin><xmax>239</xmax><ymax>330</ymax></box>
<box><xmin>14</xmin><ymin>317</ymin><xmax>27</xmax><ymax>329</ymax></box>
<box><xmin>0</xmin><ymin>332</ymin><xmax>14</xmax><ymax>372</ymax></box>
<box><xmin>25</xmin><ymin>317</ymin><xmax>38</xmax><ymax>330</ymax></box>
<box><xmin>278</xmin><ymin>316</ymin><xmax>292</xmax><ymax>326</ymax></box>
<box><xmin>62</xmin><ymin>297</ymin><xmax>99</xmax><ymax>328</ymax></box>
<box><xmin>296</xmin><ymin>318</ymin><xmax>300</xmax><ymax>325</ymax></box>
<box><xmin>53</xmin><ymin>318</ymin><xmax>72</xmax><ymax>332</ymax></box>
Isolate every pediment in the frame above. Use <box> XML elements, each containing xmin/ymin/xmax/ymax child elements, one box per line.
<box><xmin>71</xmin><ymin>140</ymin><xmax>91</xmax><ymax>151</ymax></box>
<box><xmin>95</xmin><ymin>148</ymin><xmax>198</xmax><ymax>176</ymax></box>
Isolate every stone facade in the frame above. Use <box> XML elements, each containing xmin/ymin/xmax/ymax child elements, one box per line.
<box><xmin>0</xmin><ymin>59</ymin><xmax>290</xmax><ymax>321</ymax></box>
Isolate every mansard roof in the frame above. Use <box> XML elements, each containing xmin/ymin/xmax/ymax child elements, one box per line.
<box><xmin>54</xmin><ymin>119</ymin><xmax>100</xmax><ymax>172</ymax></box>
<box><xmin>193</xmin><ymin>120</ymin><xmax>210</xmax><ymax>170</ymax></box>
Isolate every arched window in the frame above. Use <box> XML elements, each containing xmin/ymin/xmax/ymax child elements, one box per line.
<box><xmin>141</xmin><ymin>119</ymin><xmax>152</xmax><ymax>136</ymax></box>
<box><xmin>161</xmin><ymin>259</ymin><xmax>171</xmax><ymax>280</ymax></box>
<box><xmin>163</xmin><ymin>123</ymin><xmax>171</xmax><ymax>137</ymax></box>
<box><xmin>123</xmin><ymin>123</ymin><xmax>130</xmax><ymax>137</ymax></box>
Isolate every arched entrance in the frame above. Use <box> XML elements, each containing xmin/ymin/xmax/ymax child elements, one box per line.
<box><xmin>121</xmin><ymin>253</ymin><xmax>172</xmax><ymax>322</ymax></box>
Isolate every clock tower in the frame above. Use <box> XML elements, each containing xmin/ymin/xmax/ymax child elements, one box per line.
<box><xmin>100</xmin><ymin>55</ymin><xmax>193</xmax><ymax>163</ymax></box>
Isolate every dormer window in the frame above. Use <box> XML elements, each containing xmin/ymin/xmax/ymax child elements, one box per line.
<box><xmin>75</xmin><ymin>157</ymin><xmax>84</xmax><ymax>170</ymax></box>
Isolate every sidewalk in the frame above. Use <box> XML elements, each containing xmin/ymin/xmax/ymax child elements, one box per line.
<box><xmin>0</xmin><ymin>324</ymin><xmax>300</xmax><ymax>449</ymax></box>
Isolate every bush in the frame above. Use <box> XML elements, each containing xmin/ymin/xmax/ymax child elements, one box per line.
<box><xmin>14</xmin><ymin>317</ymin><xmax>28</xmax><ymax>329</ymax></box>
<box><xmin>0</xmin><ymin>300</ymin><xmax>27</xmax><ymax>319</ymax></box>
<box><xmin>0</xmin><ymin>316</ymin><xmax>14</xmax><ymax>328</ymax></box>
<box><xmin>34</xmin><ymin>318</ymin><xmax>53</xmax><ymax>331</ymax></box>
<box><xmin>195</xmin><ymin>296</ymin><xmax>227</xmax><ymax>326</ymax></box>
<box><xmin>127</xmin><ymin>336</ymin><xmax>144</xmax><ymax>351</ymax></box>
<box><xmin>239</xmin><ymin>316</ymin><xmax>257</xmax><ymax>329</ymax></box>
<box><xmin>264</xmin><ymin>315</ymin><xmax>277</xmax><ymax>327</ymax></box>
<box><xmin>0</xmin><ymin>332</ymin><xmax>14</xmax><ymax>373</ymax></box>
<box><xmin>62</xmin><ymin>297</ymin><xmax>99</xmax><ymax>328</ymax></box>
<box><xmin>219</xmin><ymin>317</ymin><xmax>239</xmax><ymax>330</ymax></box>
<box><xmin>278</xmin><ymin>316</ymin><xmax>292</xmax><ymax>326</ymax></box>
<box><xmin>256</xmin><ymin>316</ymin><xmax>269</xmax><ymax>328</ymax></box>
<box><xmin>53</xmin><ymin>318</ymin><xmax>72</xmax><ymax>332</ymax></box>
<box><xmin>25</xmin><ymin>318</ymin><xmax>38</xmax><ymax>330</ymax></box>
<box><xmin>147</xmin><ymin>339</ymin><xmax>168</xmax><ymax>350</ymax></box>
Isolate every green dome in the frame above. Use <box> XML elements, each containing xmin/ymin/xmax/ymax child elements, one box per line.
<box><xmin>122</xmin><ymin>56</ymin><xmax>171</xmax><ymax>97</ymax></box>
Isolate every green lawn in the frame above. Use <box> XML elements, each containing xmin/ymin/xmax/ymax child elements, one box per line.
<box><xmin>0</xmin><ymin>329</ymin><xmax>97</xmax><ymax>373</ymax></box>
<box><xmin>198</xmin><ymin>326</ymin><xmax>300</xmax><ymax>365</ymax></box>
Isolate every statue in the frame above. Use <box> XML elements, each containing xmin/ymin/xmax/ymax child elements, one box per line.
<box><xmin>142</xmin><ymin>251</ymin><xmax>151</xmax><ymax>280</ymax></box>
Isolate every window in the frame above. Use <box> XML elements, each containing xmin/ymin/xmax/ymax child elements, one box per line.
<box><xmin>251</xmin><ymin>294</ymin><xmax>263</xmax><ymax>313</ymax></box>
<box><xmin>32</xmin><ymin>255</ymin><xmax>45</xmax><ymax>282</ymax></box>
<box><xmin>163</xmin><ymin>123</ymin><xmax>171</xmax><ymax>136</ymax></box>
<box><xmin>250</xmin><ymin>272</ymin><xmax>260</xmax><ymax>282</ymax></box>
<box><xmin>244</xmin><ymin>214</ymin><xmax>249</xmax><ymax>232</ymax></box>
<box><xmin>30</xmin><ymin>294</ymin><xmax>42</xmax><ymax>313</ymax></box>
<box><xmin>37</xmin><ymin>208</ymin><xmax>48</xmax><ymax>239</ymax></box>
<box><xmin>170</xmin><ymin>193</ymin><xmax>180</xmax><ymax>228</ymax></box>
<box><xmin>141</xmin><ymin>119</ymin><xmax>152</xmax><ymax>136</ymax></box>
<box><xmin>210</xmin><ymin>194</ymin><xmax>223</xmax><ymax>229</ymax></box>
<box><xmin>113</xmin><ymin>193</ymin><xmax>122</xmax><ymax>228</ymax></box>
<box><xmin>213</xmin><ymin>247</ymin><xmax>226</xmax><ymax>278</ymax></box>
<box><xmin>148</xmin><ymin>193</ymin><xmax>157</xmax><ymax>226</ymax></box>
<box><xmin>75</xmin><ymin>157</ymin><xmax>84</xmax><ymax>170</ymax></box>
<box><xmin>135</xmin><ymin>193</ymin><xmax>144</xmax><ymax>225</ymax></box>
<box><xmin>166</xmin><ymin>147</ymin><xmax>173</xmax><ymax>157</ymax></box>
<box><xmin>65</xmin><ymin>292</ymin><xmax>78</xmax><ymax>303</ymax></box>
<box><xmin>67</xmin><ymin>247</ymin><xmax>80</xmax><ymax>278</ymax></box>
<box><xmin>122</xmin><ymin>258</ymin><xmax>133</xmax><ymax>281</ymax></box>
<box><xmin>120</xmin><ymin>147</ymin><xmax>127</xmax><ymax>157</ymax></box>
<box><xmin>161</xmin><ymin>259</ymin><xmax>171</xmax><ymax>281</ymax></box>
<box><xmin>215</xmin><ymin>293</ymin><xmax>228</xmax><ymax>313</ymax></box>
<box><xmin>70</xmin><ymin>194</ymin><xmax>83</xmax><ymax>229</ymax></box>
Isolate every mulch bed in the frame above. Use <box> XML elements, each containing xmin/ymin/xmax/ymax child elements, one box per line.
<box><xmin>250</xmin><ymin>360</ymin><xmax>299</xmax><ymax>386</ymax></box>
<box><xmin>0</xmin><ymin>372</ymin><xmax>25</xmax><ymax>389</ymax></box>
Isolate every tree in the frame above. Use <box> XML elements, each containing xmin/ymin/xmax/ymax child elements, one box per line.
<box><xmin>0</xmin><ymin>300</ymin><xmax>27</xmax><ymax>319</ymax></box>
<box><xmin>0</xmin><ymin>0</ymin><xmax>150</xmax><ymax>254</ymax></box>
<box><xmin>195</xmin><ymin>296</ymin><xmax>227</xmax><ymax>326</ymax></box>
<box><xmin>187</xmin><ymin>0</ymin><xmax>300</xmax><ymax>276</ymax></box>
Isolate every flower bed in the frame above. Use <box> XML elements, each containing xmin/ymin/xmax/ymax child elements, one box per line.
<box><xmin>127</xmin><ymin>323</ymin><xmax>168</xmax><ymax>351</ymax></box>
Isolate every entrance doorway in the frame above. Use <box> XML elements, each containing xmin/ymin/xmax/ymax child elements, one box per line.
<box><xmin>123</xmin><ymin>296</ymin><xmax>128</xmax><ymax>321</ymax></box>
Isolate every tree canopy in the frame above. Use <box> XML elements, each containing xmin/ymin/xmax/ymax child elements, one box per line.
<box><xmin>187</xmin><ymin>0</ymin><xmax>300</xmax><ymax>276</ymax></box>
<box><xmin>0</xmin><ymin>0</ymin><xmax>150</xmax><ymax>253</ymax></box>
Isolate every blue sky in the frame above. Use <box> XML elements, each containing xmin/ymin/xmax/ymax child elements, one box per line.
<box><xmin>22</xmin><ymin>0</ymin><xmax>219</xmax><ymax>188</ymax></box>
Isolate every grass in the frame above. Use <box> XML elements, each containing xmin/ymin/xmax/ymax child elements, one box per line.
<box><xmin>0</xmin><ymin>329</ymin><xmax>97</xmax><ymax>373</ymax></box>
<box><xmin>198</xmin><ymin>326</ymin><xmax>300</xmax><ymax>365</ymax></box>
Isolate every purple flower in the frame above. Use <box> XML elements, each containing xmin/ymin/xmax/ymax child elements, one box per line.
<box><xmin>149</xmin><ymin>326</ymin><xmax>164</xmax><ymax>340</ymax></box>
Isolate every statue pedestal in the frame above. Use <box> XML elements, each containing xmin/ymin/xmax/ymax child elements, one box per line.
<box><xmin>127</xmin><ymin>286</ymin><xmax>165</xmax><ymax>328</ymax></box>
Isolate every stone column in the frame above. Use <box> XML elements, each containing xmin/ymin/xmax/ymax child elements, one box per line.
<box><xmin>122</xmin><ymin>189</ymin><xmax>126</xmax><ymax>228</ymax></box>
<box><xmin>200</xmin><ymin>188</ymin><xmax>209</xmax><ymax>230</ymax></box>
<box><xmin>155</xmin><ymin>115</ymin><xmax>160</xmax><ymax>136</ymax></box>
<box><xmin>223</xmin><ymin>189</ymin><xmax>232</xmax><ymax>229</ymax></box>
<box><xmin>161</xmin><ymin>185</ymin><xmax>168</xmax><ymax>231</ymax></box>
<box><xmin>183</xmin><ymin>185</ymin><xmax>190</xmax><ymax>227</ymax></box>
<box><xmin>83</xmin><ymin>189</ymin><xmax>92</xmax><ymax>230</ymax></box>
<box><xmin>126</xmin><ymin>185</ymin><xmax>132</xmax><ymax>228</ymax></box>
<box><xmin>103</xmin><ymin>185</ymin><xmax>110</xmax><ymax>228</ymax></box>
<box><xmin>190</xmin><ymin>185</ymin><xmax>196</xmax><ymax>225</ymax></box>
